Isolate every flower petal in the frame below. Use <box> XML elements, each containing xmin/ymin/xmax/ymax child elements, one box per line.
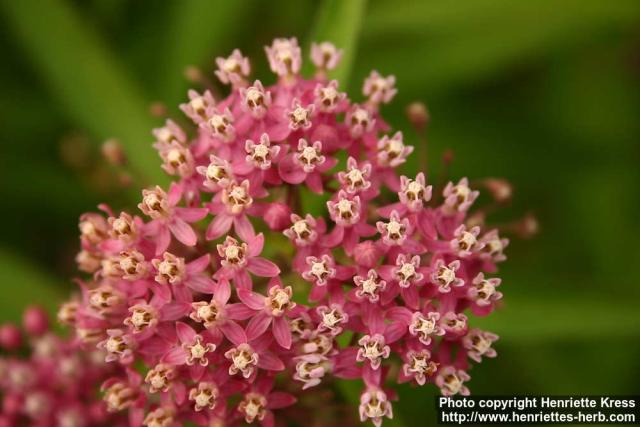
<box><xmin>213</xmin><ymin>278</ymin><xmax>231</xmax><ymax>304</ymax></box>
<box><xmin>206</xmin><ymin>214</ymin><xmax>233</xmax><ymax>240</ymax></box>
<box><xmin>256</xmin><ymin>352</ymin><xmax>284</xmax><ymax>371</ymax></box>
<box><xmin>247</xmin><ymin>233</ymin><xmax>265</xmax><ymax>257</ymax></box>
<box><xmin>247</xmin><ymin>257</ymin><xmax>280</xmax><ymax>277</ymax></box>
<box><xmin>272</xmin><ymin>316</ymin><xmax>292</xmax><ymax>349</ymax></box>
<box><xmin>160</xmin><ymin>302</ymin><xmax>191</xmax><ymax>321</ymax></box>
<box><xmin>186</xmin><ymin>254</ymin><xmax>210</xmax><ymax>274</ymax></box>
<box><xmin>175</xmin><ymin>207</ymin><xmax>208</xmax><ymax>222</ymax></box>
<box><xmin>155</xmin><ymin>226</ymin><xmax>171</xmax><ymax>255</ymax></box>
<box><xmin>169</xmin><ymin>218</ymin><xmax>198</xmax><ymax>246</ymax></box>
<box><xmin>267</xmin><ymin>392</ymin><xmax>296</xmax><ymax>409</ymax></box>
<box><xmin>186</xmin><ymin>275</ymin><xmax>215</xmax><ymax>294</ymax></box>
<box><xmin>234</xmin><ymin>215</ymin><xmax>255</xmax><ymax>242</ymax></box>
<box><xmin>237</xmin><ymin>289</ymin><xmax>265</xmax><ymax>310</ymax></box>
<box><xmin>245</xmin><ymin>311</ymin><xmax>272</xmax><ymax>341</ymax></box>
<box><xmin>220</xmin><ymin>320</ymin><xmax>247</xmax><ymax>346</ymax></box>
<box><xmin>176</xmin><ymin>321</ymin><xmax>196</xmax><ymax>343</ymax></box>
<box><xmin>226</xmin><ymin>303</ymin><xmax>256</xmax><ymax>320</ymax></box>
<box><xmin>162</xmin><ymin>346</ymin><xmax>187</xmax><ymax>365</ymax></box>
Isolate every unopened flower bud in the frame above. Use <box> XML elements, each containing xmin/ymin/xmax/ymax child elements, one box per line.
<box><xmin>101</xmin><ymin>139</ymin><xmax>126</xmax><ymax>166</ymax></box>
<box><xmin>23</xmin><ymin>306</ymin><xmax>49</xmax><ymax>336</ymax></box>
<box><xmin>483</xmin><ymin>178</ymin><xmax>512</xmax><ymax>203</ymax></box>
<box><xmin>263</xmin><ymin>202</ymin><xmax>292</xmax><ymax>231</ymax></box>
<box><xmin>0</xmin><ymin>323</ymin><xmax>21</xmax><ymax>350</ymax></box>
<box><xmin>406</xmin><ymin>102</ymin><xmax>430</xmax><ymax>130</ymax></box>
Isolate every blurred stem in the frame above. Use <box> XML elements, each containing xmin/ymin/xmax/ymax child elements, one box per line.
<box><xmin>305</xmin><ymin>0</ymin><xmax>367</xmax><ymax>88</ymax></box>
<box><xmin>0</xmin><ymin>0</ymin><xmax>165</xmax><ymax>190</ymax></box>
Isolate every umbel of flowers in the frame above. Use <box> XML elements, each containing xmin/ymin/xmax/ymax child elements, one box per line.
<box><xmin>0</xmin><ymin>307</ymin><xmax>128</xmax><ymax>426</ymax></box>
<box><xmin>63</xmin><ymin>38</ymin><xmax>508</xmax><ymax>427</ymax></box>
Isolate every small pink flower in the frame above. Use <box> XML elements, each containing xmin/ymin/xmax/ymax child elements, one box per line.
<box><xmin>196</xmin><ymin>155</ymin><xmax>234</xmax><ymax>190</ymax></box>
<box><xmin>245</xmin><ymin>133</ymin><xmax>280</xmax><ymax>170</ymax></box>
<box><xmin>469</xmin><ymin>273</ymin><xmax>503</xmax><ymax>307</ymax></box>
<box><xmin>359</xmin><ymin>386</ymin><xmax>393</xmax><ymax>427</ymax></box>
<box><xmin>450</xmin><ymin>224</ymin><xmax>483</xmax><ymax>257</ymax></box>
<box><xmin>238</xmin><ymin>280</ymin><xmax>296</xmax><ymax>349</ymax></box>
<box><xmin>346</xmin><ymin>105</ymin><xmax>375</xmax><ymax>138</ymax></box>
<box><xmin>462</xmin><ymin>329</ymin><xmax>499</xmax><ymax>363</ymax></box>
<box><xmin>314</xmin><ymin>80</ymin><xmax>346</xmax><ymax>113</ymax></box>
<box><xmin>138</xmin><ymin>183</ymin><xmax>208</xmax><ymax>254</ymax></box>
<box><xmin>97</xmin><ymin>329</ymin><xmax>135</xmax><ymax>364</ymax></box>
<box><xmin>443</xmin><ymin>177</ymin><xmax>479</xmax><ymax>213</ymax></box>
<box><xmin>310</xmin><ymin>42</ymin><xmax>343</xmax><ymax>71</ymax></box>
<box><xmin>302</xmin><ymin>255</ymin><xmax>336</xmax><ymax>286</ymax></box>
<box><xmin>152</xmin><ymin>119</ymin><xmax>186</xmax><ymax>146</ymax></box>
<box><xmin>436</xmin><ymin>366</ymin><xmax>471</xmax><ymax>396</ymax></box>
<box><xmin>399</xmin><ymin>173</ymin><xmax>432</xmax><ymax>212</ymax></box>
<box><xmin>214</xmin><ymin>234</ymin><xmax>280</xmax><ymax>289</ymax></box>
<box><xmin>356</xmin><ymin>334</ymin><xmax>390</xmax><ymax>370</ymax></box>
<box><xmin>265</xmin><ymin>38</ymin><xmax>301</xmax><ymax>77</ymax></box>
<box><xmin>215</xmin><ymin>49</ymin><xmax>250</xmax><ymax>86</ymax></box>
<box><xmin>240</xmin><ymin>80</ymin><xmax>272</xmax><ymax>119</ymax></box>
<box><xmin>180</xmin><ymin>89</ymin><xmax>216</xmax><ymax>125</ymax></box>
<box><xmin>376</xmin><ymin>132</ymin><xmax>413</xmax><ymax>168</ymax></box>
<box><xmin>402</xmin><ymin>349</ymin><xmax>438</xmax><ymax>386</ymax></box>
<box><xmin>431</xmin><ymin>259</ymin><xmax>464</xmax><ymax>293</ymax></box>
<box><xmin>363</xmin><ymin>70</ymin><xmax>397</xmax><ymax>105</ymax></box>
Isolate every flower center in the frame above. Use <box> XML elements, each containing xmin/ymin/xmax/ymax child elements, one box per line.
<box><xmin>185</xmin><ymin>336</ymin><xmax>215</xmax><ymax>366</ymax></box>
<box><xmin>154</xmin><ymin>253</ymin><xmax>185</xmax><ymax>285</ymax></box>
<box><xmin>225</xmin><ymin>344</ymin><xmax>258</xmax><ymax>378</ymax></box>
<box><xmin>189</xmin><ymin>383</ymin><xmax>218</xmax><ymax>411</ymax></box>
<box><xmin>145</xmin><ymin>364</ymin><xmax>174</xmax><ymax>393</ymax></box>
<box><xmin>223</xmin><ymin>182</ymin><xmax>253</xmax><ymax>214</ymax></box>
<box><xmin>240</xmin><ymin>393</ymin><xmax>267</xmax><ymax>423</ymax></box>
<box><xmin>267</xmin><ymin>286</ymin><xmax>295</xmax><ymax>316</ymax></box>
<box><xmin>140</xmin><ymin>188</ymin><xmax>170</xmax><ymax>219</ymax></box>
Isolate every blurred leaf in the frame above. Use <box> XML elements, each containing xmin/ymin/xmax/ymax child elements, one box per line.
<box><xmin>474</xmin><ymin>294</ymin><xmax>640</xmax><ymax>342</ymax></box>
<box><xmin>0</xmin><ymin>248</ymin><xmax>65</xmax><ymax>322</ymax></box>
<box><xmin>0</xmin><ymin>0</ymin><xmax>164</xmax><ymax>184</ymax></box>
<box><xmin>358</xmin><ymin>0</ymin><xmax>640</xmax><ymax>94</ymax></box>
<box><xmin>159</xmin><ymin>0</ymin><xmax>252</xmax><ymax>106</ymax></box>
<box><xmin>305</xmin><ymin>0</ymin><xmax>367</xmax><ymax>87</ymax></box>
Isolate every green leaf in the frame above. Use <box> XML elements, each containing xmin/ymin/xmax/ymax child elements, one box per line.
<box><xmin>305</xmin><ymin>0</ymin><xmax>367</xmax><ymax>88</ymax></box>
<box><xmin>0</xmin><ymin>248</ymin><xmax>65</xmax><ymax>323</ymax></box>
<box><xmin>0</xmin><ymin>0</ymin><xmax>164</xmax><ymax>184</ymax></box>
<box><xmin>158</xmin><ymin>0</ymin><xmax>252</xmax><ymax>107</ymax></box>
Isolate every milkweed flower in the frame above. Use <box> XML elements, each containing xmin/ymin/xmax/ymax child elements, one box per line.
<box><xmin>0</xmin><ymin>307</ymin><xmax>127</xmax><ymax>426</ymax></box>
<box><xmin>60</xmin><ymin>37</ymin><xmax>515</xmax><ymax>426</ymax></box>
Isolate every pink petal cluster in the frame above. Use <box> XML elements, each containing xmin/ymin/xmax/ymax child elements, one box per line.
<box><xmin>63</xmin><ymin>38</ymin><xmax>510</xmax><ymax>426</ymax></box>
<box><xmin>0</xmin><ymin>307</ymin><xmax>127</xmax><ymax>426</ymax></box>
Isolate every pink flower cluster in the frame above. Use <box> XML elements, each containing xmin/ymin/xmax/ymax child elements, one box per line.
<box><xmin>63</xmin><ymin>38</ymin><xmax>509</xmax><ymax>426</ymax></box>
<box><xmin>0</xmin><ymin>307</ymin><xmax>127</xmax><ymax>426</ymax></box>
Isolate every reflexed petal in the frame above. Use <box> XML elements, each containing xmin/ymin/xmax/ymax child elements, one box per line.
<box><xmin>245</xmin><ymin>311</ymin><xmax>272</xmax><ymax>341</ymax></box>
<box><xmin>176</xmin><ymin>321</ymin><xmax>196</xmax><ymax>343</ymax></box>
<box><xmin>267</xmin><ymin>392</ymin><xmax>296</xmax><ymax>409</ymax></box>
<box><xmin>247</xmin><ymin>257</ymin><xmax>280</xmax><ymax>277</ymax></box>
<box><xmin>272</xmin><ymin>317</ymin><xmax>292</xmax><ymax>349</ymax></box>
<box><xmin>169</xmin><ymin>218</ymin><xmax>198</xmax><ymax>246</ymax></box>
<box><xmin>220</xmin><ymin>321</ymin><xmax>247</xmax><ymax>346</ymax></box>
<box><xmin>206</xmin><ymin>214</ymin><xmax>233</xmax><ymax>240</ymax></box>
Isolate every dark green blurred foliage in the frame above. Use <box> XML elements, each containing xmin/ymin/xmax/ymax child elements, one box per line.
<box><xmin>1</xmin><ymin>0</ymin><xmax>639</xmax><ymax>424</ymax></box>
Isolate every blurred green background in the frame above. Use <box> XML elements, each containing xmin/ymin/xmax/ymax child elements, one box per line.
<box><xmin>1</xmin><ymin>0</ymin><xmax>639</xmax><ymax>424</ymax></box>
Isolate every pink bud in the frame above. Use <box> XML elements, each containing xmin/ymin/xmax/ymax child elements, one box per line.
<box><xmin>0</xmin><ymin>323</ymin><xmax>21</xmax><ymax>350</ymax></box>
<box><xmin>263</xmin><ymin>202</ymin><xmax>292</xmax><ymax>231</ymax></box>
<box><xmin>353</xmin><ymin>240</ymin><xmax>383</xmax><ymax>268</ymax></box>
<box><xmin>22</xmin><ymin>306</ymin><xmax>49</xmax><ymax>336</ymax></box>
<box><xmin>1</xmin><ymin>393</ymin><xmax>22</xmax><ymax>415</ymax></box>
